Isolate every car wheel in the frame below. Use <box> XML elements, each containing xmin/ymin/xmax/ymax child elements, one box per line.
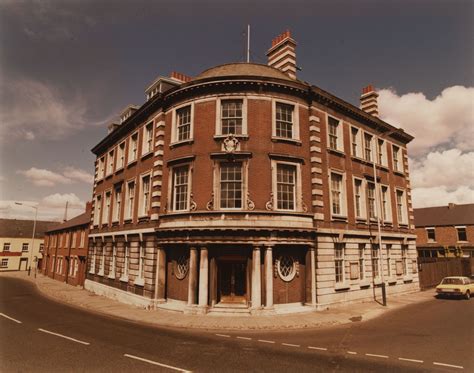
<box><xmin>465</xmin><ymin>291</ymin><xmax>470</xmax><ymax>300</ymax></box>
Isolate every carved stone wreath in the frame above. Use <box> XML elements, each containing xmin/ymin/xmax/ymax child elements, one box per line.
<box><xmin>276</xmin><ymin>255</ymin><xmax>297</xmax><ymax>282</ymax></box>
<box><xmin>175</xmin><ymin>255</ymin><xmax>189</xmax><ymax>280</ymax></box>
<box><xmin>222</xmin><ymin>135</ymin><xmax>239</xmax><ymax>154</ymax></box>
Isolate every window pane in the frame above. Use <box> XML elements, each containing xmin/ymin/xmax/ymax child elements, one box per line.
<box><xmin>173</xmin><ymin>166</ymin><xmax>189</xmax><ymax>211</ymax></box>
<box><xmin>220</xmin><ymin>162</ymin><xmax>242</xmax><ymax>209</ymax></box>
<box><xmin>177</xmin><ymin>106</ymin><xmax>191</xmax><ymax>141</ymax></box>
<box><xmin>276</xmin><ymin>103</ymin><xmax>294</xmax><ymax>139</ymax></box>
<box><xmin>277</xmin><ymin>164</ymin><xmax>296</xmax><ymax>210</ymax></box>
<box><xmin>221</xmin><ymin>100</ymin><xmax>243</xmax><ymax>135</ymax></box>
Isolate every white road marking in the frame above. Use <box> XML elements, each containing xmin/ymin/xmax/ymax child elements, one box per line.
<box><xmin>124</xmin><ymin>354</ymin><xmax>191</xmax><ymax>372</ymax></box>
<box><xmin>347</xmin><ymin>351</ymin><xmax>357</xmax><ymax>355</ymax></box>
<box><xmin>38</xmin><ymin>328</ymin><xmax>90</xmax><ymax>345</ymax></box>
<box><xmin>215</xmin><ymin>334</ymin><xmax>231</xmax><ymax>338</ymax></box>
<box><xmin>398</xmin><ymin>357</ymin><xmax>423</xmax><ymax>363</ymax></box>
<box><xmin>0</xmin><ymin>313</ymin><xmax>22</xmax><ymax>324</ymax></box>
<box><xmin>365</xmin><ymin>353</ymin><xmax>389</xmax><ymax>359</ymax></box>
<box><xmin>258</xmin><ymin>339</ymin><xmax>276</xmax><ymax>344</ymax></box>
<box><xmin>433</xmin><ymin>362</ymin><xmax>464</xmax><ymax>369</ymax></box>
<box><xmin>308</xmin><ymin>346</ymin><xmax>328</xmax><ymax>351</ymax></box>
<box><xmin>236</xmin><ymin>336</ymin><xmax>252</xmax><ymax>340</ymax></box>
<box><xmin>282</xmin><ymin>343</ymin><xmax>300</xmax><ymax>347</ymax></box>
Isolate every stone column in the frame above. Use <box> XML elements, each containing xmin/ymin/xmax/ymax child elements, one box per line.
<box><xmin>310</xmin><ymin>245</ymin><xmax>317</xmax><ymax>306</ymax></box>
<box><xmin>154</xmin><ymin>247</ymin><xmax>166</xmax><ymax>303</ymax></box>
<box><xmin>198</xmin><ymin>247</ymin><xmax>209</xmax><ymax>307</ymax></box>
<box><xmin>252</xmin><ymin>246</ymin><xmax>262</xmax><ymax>309</ymax></box>
<box><xmin>210</xmin><ymin>257</ymin><xmax>217</xmax><ymax>307</ymax></box>
<box><xmin>264</xmin><ymin>245</ymin><xmax>273</xmax><ymax>308</ymax></box>
<box><xmin>187</xmin><ymin>247</ymin><xmax>198</xmax><ymax>306</ymax></box>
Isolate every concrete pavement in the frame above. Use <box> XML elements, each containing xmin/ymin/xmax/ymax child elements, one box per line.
<box><xmin>1</xmin><ymin>271</ymin><xmax>435</xmax><ymax>331</ymax></box>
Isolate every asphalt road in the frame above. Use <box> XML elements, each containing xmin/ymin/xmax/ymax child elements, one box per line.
<box><xmin>0</xmin><ymin>277</ymin><xmax>472</xmax><ymax>372</ymax></box>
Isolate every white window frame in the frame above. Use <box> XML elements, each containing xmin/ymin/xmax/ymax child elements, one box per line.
<box><xmin>358</xmin><ymin>244</ymin><xmax>366</xmax><ymax>280</ymax></box>
<box><xmin>271</xmin><ymin>160</ymin><xmax>302</xmax><ymax>212</ymax></box>
<box><xmin>102</xmin><ymin>190</ymin><xmax>111</xmax><ymax>226</ymax></box>
<box><xmin>125</xmin><ymin>179</ymin><xmax>136</xmax><ymax>221</ymax></box>
<box><xmin>0</xmin><ymin>258</ymin><xmax>8</xmax><ymax>268</ymax></box>
<box><xmin>108</xmin><ymin>245</ymin><xmax>116</xmax><ymax>279</ymax></box>
<box><xmin>372</xmin><ymin>244</ymin><xmax>381</xmax><ymax>279</ymax></box>
<box><xmin>135</xmin><ymin>243</ymin><xmax>146</xmax><ymax>285</ymax></box>
<box><xmin>363</xmin><ymin>132</ymin><xmax>373</xmax><ymax>162</ymax></box>
<box><xmin>426</xmin><ymin>227</ymin><xmax>436</xmax><ymax>242</ymax></box>
<box><xmin>327</xmin><ymin>115</ymin><xmax>344</xmax><ymax>152</ymax></box>
<box><xmin>214</xmin><ymin>160</ymin><xmax>247</xmax><ymax>210</ymax></box>
<box><xmin>98</xmin><ymin>156</ymin><xmax>105</xmax><ymax>180</ymax></box>
<box><xmin>392</xmin><ymin>144</ymin><xmax>402</xmax><ymax>173</ymax></box>
<box><xmin>128</xmin><ymin>132</ymin><xmax>139</xmax><ymax>164</ymax></box>
<box><xmin>169</xmin><ymin>163</ymin><xmax>192</xmax><ymax>212</ymax></box>
<box><xmin>22</xmin><ymin>243</ymin><xmax>29</xmax><ymax>252</ymax></box>
<box><xmin>112</xmin><ymin>184</ymin><xmax>122</xmax><ymax>223</ymax></box>
<box><xmin>353</xmin><ymin>177</ymin><xmax>366</xmax><ymax>220</ymax></box>
<box><xmin>51</xmin><ymin>255</ymin><xmax>56</xmax><ymax>272</ymax></box>
<box><xmin>456</xmin><ymin>226</ymin><xmax>467</xmax><ymax>242</ymax></box>
<box><xmin>107</xmin><ymin>149</ymin><xmax>114</xmax><ymax>176</ymax></box>
<box><xmin>93</xmin><ymin>194</ymin><xmax>102</xmax><ymax>227</ymax></box>
<box><xmin>3</xmin><ymin>243</ymin><xmax>10</xmax><ymax>252</ymax></box>
<box><xmin>71</xmin><ymin>231</ymin><xmax>77</xmax><ymax>249</ymax></box>
<box><xmin>377</xmin><ymin>138</ymin><xmax>388</xmax><ymax>166</ymax></box>
<box><xmin>79</xmin><ymin>230</ymin><xmax>85</xmax><ymax>248</ymax></box>
<box><xmin>171</xmin><ymin>102</ymin><xmax>194</xmax><ymax>145</ymax></box>
<box><xmin>116</xmin><ymin>141</ymin><xmax>126</xmax><ymax>171</ymax></box>
<box><xmin>386</xmin><ymin>244</ymin><xmax>392</xmax><ymax>277</ymax></box>
<box><xmin>142</xmin><ymin>121</ymin><xmax>154</xmax><ymax>156</ymax></box>
<box><xmin>215</xmin><ymin>96</ymin><xmax>248</xmax><ymax>136</ymax></box>
<box><xmin>98</xmin><ymin>245</ymin><xmax>105</xmax><ymax>276</ymax></box>
<box><xmin>272</xmin><ymin>99</ymin><xmax>300</xmax><ymax>141</ymax></box>
<box><xmin>380</xmin><ymin>184</ymin><xmax>392</xmax><ymax>223</ymax></box>
<box><xmin>138</xmin><ymin>172</ymin><xmax>151</xmax><ymax>217</ymax></box>
<box><xmin>334</xmin><ymin>243</ymin><xmax>345</xmax><ymax>283</ymax></box>
<box><xmin>367</xmin><ymin>181</ymin><xmax>377</xmax><ymax>221</ymax></box>
<box><xmin>395</xmin><ymin>188</ymin><xmax>408</xmax><ymax>226</ymax></box>
<box><xmin>350</xmin><ymin>126</ymin><xmax>362</xmax><ymax>158</ymax></box>
<box><xmin>401</xmin><ymin>244</ymin><xmax>409</xmax><ymax>275</ymax></box>
<box><xmin>120</xmin><ymin>243</ymin><xmax>130</xmax><ymax>282</ymax></box>
<box><xmin>329</xmin><ymin>170</ymin><xmax>347</xmax><ymax>218</ymax></box>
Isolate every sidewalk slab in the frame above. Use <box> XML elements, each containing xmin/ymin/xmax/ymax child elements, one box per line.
<box><xmin>0</xmin><ymin>272</ymin><xmax>435</xmax><ymax>331</ymax></box>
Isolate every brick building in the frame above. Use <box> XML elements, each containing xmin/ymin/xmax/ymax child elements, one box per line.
<box><xmin>85</xmin><ymin>31</ymin><xmax>419</xmax><ymax>314</ymax></box>
<box><xmin>415</xmin><ymin>203</ymin><xmax>474</xmax><ymax>259</ymax></box>
<box><xmin>0</xmin><ymin>219</ymin><xmax>56</xmax><ymax>272</ymax></box>
<box><xmin>42</xmin><ymin>204</ymin><xmax>91</xmax><ymax>286</ymax></box>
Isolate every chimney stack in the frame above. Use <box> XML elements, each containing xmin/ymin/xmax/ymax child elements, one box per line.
<box><xmin>170</xmin><ymin>71</ymin><xmax>192</xmax><ymax>83</ymax></box>
<box><xmin>266</xmin><ymin>30</ymin><xmax>297</xmax><ymax>79</ymax></box>
<box><xmin>360</xmin><ymin>85</ymin><xmax>379</xmax><ymax>117</ymax></box>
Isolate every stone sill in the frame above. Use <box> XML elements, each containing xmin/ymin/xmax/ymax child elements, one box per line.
<box><xmin>359</xmin><ymin>279</ymin><xmax>371</xmax><ymax>288</ymax></box>
<box><xmin>134</xmin><ymin>277</ymin><xmax>145</xmax><ymax>287</ymax></box>
<box><xmin>335</xmin><ymin>283</ymin><xmax>351</xmax><ymax>291</ymax></box>
<box><xmin>119</xmin><ymin>275</ymin><xmax>129</xmax><ymax>283</ymax></box>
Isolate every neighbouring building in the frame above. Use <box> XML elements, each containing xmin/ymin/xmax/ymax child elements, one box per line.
<box><xmin>0</xmin><ymin>219</ymin><xmax>57</xmax><ymax>272</ymax></box>
<box><xmin>415</xmin><ymin>203</ymin><xmax>474</xmax><ymax>259</ymax></box>
<box><xmin>42</xmin><ymin>204</ymin><xmax>91</xmax><ymax>286</ymax></box>
<box><xmin>85</xmin><ymin>30</ymin><xmax>419</xmax><ymax>314</ymax></box>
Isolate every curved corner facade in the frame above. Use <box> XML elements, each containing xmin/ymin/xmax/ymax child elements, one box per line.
<box><xmin>85</xmin><ymin>61</ymin><xmax>419</xmax><ymax>314</ymax></box>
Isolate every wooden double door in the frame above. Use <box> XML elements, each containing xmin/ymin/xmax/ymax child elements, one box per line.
<box><xmin>218</xmin><ymin>260</ymin><xmax>247</xmax><ymax>304</ymax></box>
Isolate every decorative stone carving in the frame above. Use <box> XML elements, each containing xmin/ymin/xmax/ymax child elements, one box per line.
<box><xmin>190</xmin><ymin>192</ymin><xmax>197</xmax><ymax>211</ymax></box>
<box><xmin>246</xmin><ymin>192</ymin><xmax>255</xmax><ymax>211</ymax></box>
<box><xmin>265</xmin><ymin>192</ymin><xmax>274</xmax><ymax>211</ymax></box>
<box><xmin>222</xmin><ymin>134</ymin><xmax>240</xmax><ymax>153</ymax></box>
<box><xmin>206</xmin><ymin>192</ymin><xmax>214</xmax><ymax>211</ymax></box>
<box><xmin>301</xmin><ymin>198</ymin><xmax>308</xmax><ymax>213</ymax></box>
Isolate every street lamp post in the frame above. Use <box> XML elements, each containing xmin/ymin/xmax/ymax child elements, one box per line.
<box><xmin>15</xmin><ymin>202</ymin><xmax>38</xmax><ymax>276</ymax></box>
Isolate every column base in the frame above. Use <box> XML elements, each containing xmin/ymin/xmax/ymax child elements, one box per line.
<box><xmin>250</xmin><ymin>307</ymin><xmax>264</xmax><ymax>315</ymax></box>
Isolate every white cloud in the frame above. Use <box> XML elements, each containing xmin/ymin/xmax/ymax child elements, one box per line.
<box><xmin>378</xmin><ymin>86</ymin><xmax>474</xmax><ymax>156</ymax></box>
<box><xmin>410</xmin><ymin>150</ymin><xmax>474</xmax><ymax>189</ymax></box>
<box><xmin>411</xmin><ymin>186</ymin><xmax>474</xmax><ymax>208</ymax></box>
<box><xmin>17</xmin><ymin>167</ymin><xmax>72</xmax><ymax>187</ymax></box>
<box><xmin>0</xmin><ymin>193</ymin><xmax>86</xmax><ymax>221</ymax></box>
<box><xmin>17</xmin><ymin>166</ymin><xmax>93</xmax><ymax>187</ymax></box>
<box><xmin>0</xmin><ymin>78</ymin><xmax>112</xmax><ymax>143</ymax></box>
<box><xmin>63</xmin><ymin>167</ymin><xmax>94</xmax><ymax>184</ymax></box>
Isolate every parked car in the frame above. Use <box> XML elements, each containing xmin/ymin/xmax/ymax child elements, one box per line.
<box><xmin>436</xmin><ymin>276</ymin><xmax>474</xmax><ymax>299</ymax></box>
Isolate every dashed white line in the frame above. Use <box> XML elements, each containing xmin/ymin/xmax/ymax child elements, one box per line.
<box><xmin>365</xmin><ymin>353</ymin><xmax>389</xmax><ymax>359</ymax></box>
<box><xmin>0</xmin><ymin>313</ymin><xmax>22</xmax><ymax>324</ymax></box>
<box><xmin>308</xmin><ymin>346</ymin><xmax>328</xmax><ymax>351</ymax></box>
<box><xmin>38</xmin><ymin>328</ymin><xmax>90</xmax><ymax>345</ymax></box>
<box><xmin>258</xmin><ymin>339</ymin><xmax>276</xmax><ymax>344</ymax></box>
<box><xmin>398</xmin><ymin>357</ymin><xmax>423</xmax><ymax>363</ymax></box>
<box><xmin>215</xmin><ymin>334</ymin><xmax>231</xmax><ymax>338</ymax></box>
<box><xmin>282</xmin><ymin>343</ymin><xmax>300</xmax><ymax>347</ymax></box>
<box><xmin>347</xmin><ymin>351</ymin><xmax>357</xmax><ymax>355</ymax></box>
<box><xmin>236</xmin><ymin>336</ymin><xmax>252</xmax><ymax>340</ymax></box>
<box><xmin>124</xmin><ymin>354</ymin><xmax>191</xmax><ymax>372</ymax></box>
<box><xmin>433</xmin><ymin>362</ymin><xmax>464</xmax><ymax>369</ymax></box>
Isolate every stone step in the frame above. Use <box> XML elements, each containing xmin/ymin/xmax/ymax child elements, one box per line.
<box><xmin>209</xmin><ymin>305</ymin><xmax>251</xmax><ymax>315</ymax></box>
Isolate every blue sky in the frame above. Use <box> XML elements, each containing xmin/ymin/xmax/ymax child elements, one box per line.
<box><xmin>0</xmin><ymin>0</ymin><xmax>472</xmax><ymax>220</ymax></box>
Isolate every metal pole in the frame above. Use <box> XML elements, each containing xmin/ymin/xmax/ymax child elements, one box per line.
<box><xmin>29</xmin><ymin>207</ymin><xmax>38</xmax><ymax>276</ymax></box>
<box><xmin>372</xmin><ymin>139</ymin><xmax>386</xmax><ymax>306</ymax></box>
<box><xmin>247</xmin><ymin>24</ymin><xmax>250</xmax><ymax>63</ymax></box>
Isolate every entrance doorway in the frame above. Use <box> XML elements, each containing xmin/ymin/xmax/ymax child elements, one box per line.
<box><xmin>19</xmin><ymin>258</ymin><xmax>28</xmax><ymax>271</ymax></box>
<box><xmin>218</xmin><ymin>261</ymin><xmax>247</xmax><ymax>304</ymax></box>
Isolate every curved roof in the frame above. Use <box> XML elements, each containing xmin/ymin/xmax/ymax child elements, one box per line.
<box><xmin>194</xmin><ymin>63</ymin><xmax>294</xmax><ymax>82</ymax></box>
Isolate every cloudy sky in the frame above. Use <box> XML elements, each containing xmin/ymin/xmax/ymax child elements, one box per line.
<box><xmin>0</xmin><ymin>0</ymin><xmax>472</xmax><ymax>221</ymax></box>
